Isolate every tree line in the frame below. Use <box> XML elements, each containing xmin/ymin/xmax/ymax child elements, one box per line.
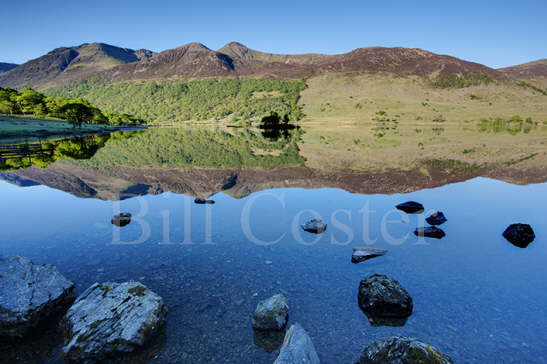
<box><xmin>0</xmin><ymin>87</ymin><xmax>145</xmax><ymax>126</ymax></box>
<box><xmin>48</xmin><ymin>78</ymin><xmax>307</xmax><ymax>123</ymax></box>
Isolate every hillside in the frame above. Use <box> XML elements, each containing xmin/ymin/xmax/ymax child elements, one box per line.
<box><xmin>499</xmin><ymin>59</ymin><xmax>547</xmax><ymax>79</ymax></box>
<box><xmin>0</xmin><ymin>42</ymin><xmax>507</xmax><ymax>90</ymax></box>
<box><xmin>0</xmin><ymin>63</ymin><xmax>18</xmax><ymax>73</ymax></box>
<box><xmin>499</xmin><ymin>59</ymin><xmax>547</xmax><ymax>88</ymax></box>
<box><xmin>0</xmin><ymin>43</ymin><xmax>154</xmax><ymax>88</ymax></box>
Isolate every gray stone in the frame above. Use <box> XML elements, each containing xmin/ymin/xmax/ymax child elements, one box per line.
<box><xmin>395</xmin><ymin>201</ymin><xmax>424</xmax><ymax>214</ymax></box>
<box><xmin>503</xmin><ymin>223</ymin><xmax>535</xmax><ymax>248</ymax></box>
<box><xmin>301</xmin><ymin>219</ymin><xmax>327</xmax><ymax>234</ymax></box>
<box><xmin>111</xmin><ymin>213</ymin><xmax>132</xmax><ymax>227</ymax></box>
<box><xmin>414</xmin><ymin>226</ymin><xmax>446</xmax><ymax>239</ymax></box>
<box><xmin>274</xmin><ymin>323</ymin><xmax>320</xmax><ymax>364</ymax></box>
<box><xmin>358</xmin><ymin>274</ymin><xmax>413</xmax><ymax>326</ymax></box>
<box><xmin>61</xmin><ymin>281</ymin><xmax>167</xmax><ymax>362</ymax></box>
<box><xmin>0</xmin><ymin>256</ymin><xmax>74</xmax><ymax>338</ymax></box>
<box><xmin>425</xmin><ymin>211</ymin><xmax>447</xmax><ymax>226</ymax></box>
<box><xmin>252</xmin><ymin>294</ymin><xmax>288</xmax><ymax>331</ymax></box>
<box><xmin>355</xmin><ymin>336</ymin><xmax>453</xmax><ymax>363</ymax></box>
<box><xmin>352</xmin><ymin>248</ymin><xmax>388</xmax><ymax>264</ymax></box>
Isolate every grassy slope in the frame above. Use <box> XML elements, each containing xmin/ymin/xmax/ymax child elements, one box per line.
<box><xmin>298</xmin><ymin>74</ymin><xmax>547</xmax><ymax>173</ymax></box>
<box><xmin>299</xmin><ymin>73</ymin><xmax>547</xmax><ymax>124</ymax></box>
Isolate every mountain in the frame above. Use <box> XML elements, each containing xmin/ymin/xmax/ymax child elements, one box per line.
<box><xmin>499</xmin><ymin>59</ymin><xmax>547</xmax><ymax>79</ymax></box>
<box><xmin>0</xmin><ymin>42</ymin><xmax>154</xmax><ymax>88</ymax></box>
<box><xmin>0</xmin><ymin>42</ymin><xmax>506</xmax><ymax>89</ymax></box>
<box><xmin>100</xmin><ymin>42</ymin><xmax>235</xmax><ymax>81</ymax></box>
<box><xmin>103</xmin><ymin>42</ymin><xmax>503</xmax><ymax>82</ymax></box>
<box><xmin>0</xmin><ymin>63</ymin><xmax>18</xmax><ymax>73</ymax></box>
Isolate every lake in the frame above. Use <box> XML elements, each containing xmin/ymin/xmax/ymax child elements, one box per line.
<box><xmin>1</xmin><ymin>122</ymin><xmax>546</xmax><ymax>363</ymax></box>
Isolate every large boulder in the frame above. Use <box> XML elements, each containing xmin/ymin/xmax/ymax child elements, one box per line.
<box><xmin>395</xmin><ymin>201</ymin><xmax>424</xmax><ymax>214</ymax></box>
<box><xmin>274</xmin><ymin>323</ymin><xmax>320</xmax><ymax>364</ymax></box>
<box><xmin>355</xmin><ymin>336</ymin><xmax>453</xmax><ymax>363</ymax></box>
<box><xmin>425</xmin><ymin>211</ymin><xmax>447</xmax><ymax>226</ymax></box>
<box><xmin>503</xmin><ymin>223</ymin><xmax>535</xmax><ymax>248</ymax></box>
<box><xmin>301</xmin><ymin>219</ymin><xmax>327</xmax><ymax>234</ymax></box>
<box><xmin>358</xmin><ymin>274</ymin><xmax>413</xmax><ymax>326</ymax></box>
<box><xmin>60</xmin><ymin>281</ymin><xmax>167</xmax><ymax>362</ymax></box>
<box><xmin>194</xmin><ymin>198</ymin><xmax>215</xmax><ymax>204</ymax></box>
<box><xmin>252</xmin><ymin>294</ymin><xmax>289</xmax><ymax>331</ymax></box>
<box><xmin>414</xmin><ymin>226</ymin><xmax>446</xmax><ymax>239</ymax></box>
<box><xmin>0</xmin><ymin>256</ymin><xmax>74</xmax><ymax>338</ymax></box>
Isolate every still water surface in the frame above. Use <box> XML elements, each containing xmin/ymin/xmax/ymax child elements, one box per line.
<box><xmin>1</xmin><ymin>124</ymin><xmax>546</xmax><ymax>363</ymax></box>
<box><xmin>1</xmin><ymin>175</ymin><xmax>546</xmax><ymax>363</ymax></box>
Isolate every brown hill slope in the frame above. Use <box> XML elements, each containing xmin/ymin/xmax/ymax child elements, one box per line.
<box><xmin>499</xmin><ymin>59</ymin><xmax>547</xmax><ymax>79</ymax></box>
<box><xmin>0</xmin><ymin>43</ymin><xmax>154</xmax><ymax>88</ymax></box>
<box><xmin>0</xmin><ymin>42</ymin><xmax>507</xmax><ymax>89</ymax></box>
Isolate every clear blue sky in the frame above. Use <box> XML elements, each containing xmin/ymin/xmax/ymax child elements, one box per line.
<box><xmin>2</xmin><ymin>0</ymin><xmax>546</xmax><ymax>68</ymax></box>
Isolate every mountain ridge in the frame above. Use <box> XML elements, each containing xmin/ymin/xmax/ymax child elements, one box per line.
<box><xmin>0</xmin><ymin>62</ymin><xmax>18</xmax><ymax>73</ymax></box>
<box><xmin>0</xmin><ymin>41</ymin><xmax>517</xmax><ymax>89</ymax></box>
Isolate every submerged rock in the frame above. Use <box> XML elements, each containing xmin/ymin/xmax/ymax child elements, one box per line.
<box><xmin>503</xmin><ymin>223</ymin><xmax>535</xmax><ymax>248</ymax></box>
<box><xmin>111</xmin><ymin>213</ymin><xmax>132</xmax><ymax>227</ymax></box>
<box><xmin>0</xmin><ymin>256</ymin><xmax>75</xmax><ymax>338</ymax></box>
<box><xmin>301</xmin><ymin>219</ymin><xmax>327</xmax><ymax>234</ymax></box>
<box><xmin>253</xmin><ymin>329</ymin><xmax>285</xmax><ymax>353</ymax></box>
<box><xmin>352</xmin><ymin>247</ymin><xmax>388</xmax><ymax>264</ymax></box>
<box><xmin>252</xmin><ymin>294</ymin><xmax>289</xmax><ymax>331</ymax></box>
<box><xmin>414</xmin><ymin>226</ymin><xmax>446</xmax><ymax>239</ymax></box>
<box><xmin>274</xmin><ymin>323</ymin><xmax>320</xmax><ymax>364</ymax></box>
<box><xmin>194</xmin><ymin>198</ymin><xmax>215</xmax><ymax>204</ymax></box>
<box><xmin>358</xmin><ymin>274</ymin><xmax>413</xmax><ymax>326</ymax></box>
<box><xmin>61</xmin><ymin>281</ymin><xmax>167</xmax><ymax>362</ymax></box>
<box><xmin>395</xmin><ymin>201</ymin><xmax>424</xmax><ymax>214</ymax></box>
<box><xmin>425</xmin><ymin>211</ymin><xmax>447</xmax><ymax>226</ymax></box>
<box><xmin>355</xmin><ymin>336</ymin><xmax>453</xmax><ymax>364</ymax></box>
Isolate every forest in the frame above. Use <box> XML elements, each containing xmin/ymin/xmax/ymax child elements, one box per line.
<box><xmin>48</xmin><ymin>78</ymin><xmax>307</xmax><ymax>123</ymax></box>
<box><xmin>0</xmin><ymin>87</ymin><xmax>145</xmax><ymax>126</ymax></box>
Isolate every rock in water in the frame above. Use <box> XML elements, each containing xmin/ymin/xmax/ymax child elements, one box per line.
<box><xmin>0</xmin><ymin>256</ymin><xmax>75</xmax><ymax>338</ymax></box>
<box><xmin>358</xmin><ymin>274</ymin><xmax>413</xmax><ymax>326</ymax></box>
<box><xmin>61</xmin><ymin>281</ymin><xmax>167</xmax><ymax>362</ymax></box>
<box><xmin>301</xmin><ymin>219</ymin><xmax>327</xmax><ymax>234</ymax></box>
<box><xmin>395</xmin><ymin>201</ymin><xmax>424</xmax><ymax>214</ymax></box>
<box><xmin>355</xmin><ymin>336</ymin><xmax>453</xmax><ymax>364</ymax></box>
<box><xmin>425</xmin><ymin>211</ymin><xmax>447</xmax><ymax>225</ymax></box>
<box><xmin>274</xmin><ymin>323</ymin><xmax>320</xmax><ymax>364</ymax></box>
<box><xmin>252</xmin><ymin>294</ymin><xmax>289</xmax><ymax>331</ymax></box>
<box><xmin>111</xmin><ymin>213</ymin><xmax>132</xmax><ymax>227</ymax></box>
<box><xmin>194</xmin><ymin>198</ymin><xmax>215</xmax><ymax>204</ymax></box>
<box><xmin>503</xmin><ymin>223</ymin><xmax>535</xmax><ymax>248</ymax></box>
<box><xmin>414</xmin><ymin>226</ymin><xmax>446</xmax><ymax>239</ymax></box>
<box><xmin>352</xmin><ymin>248</ymin><xmax>388</xmax><ymax>264</ymax></box>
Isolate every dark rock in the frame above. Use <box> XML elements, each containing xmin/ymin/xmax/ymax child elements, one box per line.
<box><xmin>503</xmin><ymin>223</ymin><xmax>535</xmax><ymax>248</ymax></box>
<box><xmin>395</xmin><ymin>201</ymin><xmax>424</xmax><ymax>214</ymax></box>
<box><xmin>301</xmin><ymin>219</ymin><xmax>327</xmax><ymax>234</ymax></box>
<box><xmin>414</xmin><ymin>226</ymin><xmax>445</xmax><ymax>239</ymax></box>
<box><xmin>252</xmin><ymin>294</ymin><xmax>288</xmax><ymax>331</ymax></box>
<box><xmin>425</xmin><ymin>211</ymin><xmax>447</xmax><ymax>225</ymax></box>
<box><xmin>274</xmin><ymin>323</ymin><xmax>320</xmax><ymax>364</ymax></box>
<box><xmin>60</xmin><ymin>281</ymin><xmax>167</xmax><ymax>362</ymax></box>
<box><xmin>355</xmin><ymin>336</ymin><xmax>453</xmax><ymax>363</ymax></box>
<box><xmin>358</xmin><ymin>274</ymin><xmax>413</xmax><ymax>326</ymax></box>
<box><xmin>194</xmin><ymin>198</ymin><xmax>215</xmax><ymax>204</ymax></box>
<box><xmin>352</xmin><ymin>247</ymin><xmax>388</xmax><ymax>264</ymax></box>
<box><xmin>253</xmin><ymin>329</ymin><xmax>285</xmax><ymax>353</ymax></box>
<box><xmin>111</xmin><ymin>213</ymin><xmax>132</xmax><ymax>227</ymax></box>
<box><xmin>0</xmin><ymin>256</ymin><xmax>75</xmax><ymax>338</ymax></box>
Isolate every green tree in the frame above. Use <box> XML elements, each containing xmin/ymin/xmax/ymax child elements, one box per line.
<box><xmin>57</xmin><ymin>102</ymin><xmax>95</xmax><ymax>128</ymax></box>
